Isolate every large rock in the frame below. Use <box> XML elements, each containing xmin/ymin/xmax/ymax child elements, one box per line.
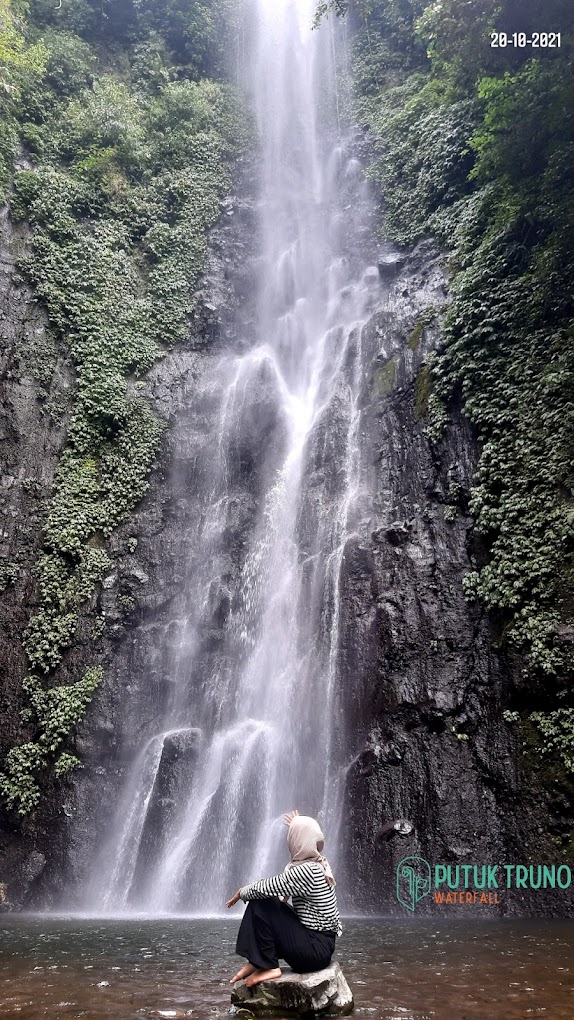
<box><xmin>231</xmin><ymin>963</ymin><xmax>353</xmax><ymax>1016</ymax></box>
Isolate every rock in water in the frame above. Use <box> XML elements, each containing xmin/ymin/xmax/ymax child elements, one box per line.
<box><xmin>231</xmin><ymin>963</ymin><xmax>353</xmax><ymax>1016</ymax></box>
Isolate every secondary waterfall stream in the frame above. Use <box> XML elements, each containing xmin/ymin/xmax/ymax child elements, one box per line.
<box><xmin>85</xmin><ymin>0</ymin><xmax>380</xmax><ymax>914</ymax></box>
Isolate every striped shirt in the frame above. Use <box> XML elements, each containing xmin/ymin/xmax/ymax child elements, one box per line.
<box><xmin>239</xmin><ymin>861</ymin><xmax>342</xmax><ymax>936</ymax></box>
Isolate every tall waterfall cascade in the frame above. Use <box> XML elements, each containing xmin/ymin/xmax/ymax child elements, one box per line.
<box><xmin>85</xmin><ymin>0</ymin><xmax>382</xmax><ymax>914</ymax></box>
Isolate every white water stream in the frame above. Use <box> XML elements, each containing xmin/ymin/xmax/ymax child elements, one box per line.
<box><xmin>86</xmin><ymin>0</ymin><xmax>379</xmax><ymax>914</ymax></box>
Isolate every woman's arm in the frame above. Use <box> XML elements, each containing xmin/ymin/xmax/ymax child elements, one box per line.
<box><xmin>239</xmin><ymin>864</ymin><xmax>314</xmax><ymax>902</ymax></box>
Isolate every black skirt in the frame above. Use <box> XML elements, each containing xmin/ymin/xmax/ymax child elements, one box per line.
<box><xmin>236</xmin><ymin>899</ymin><xmax>336</xmax><ymax>972</ymax></box>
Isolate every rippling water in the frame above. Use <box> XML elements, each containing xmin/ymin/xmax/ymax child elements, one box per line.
<box><xmin>1</xmin><ymin>918</ymin><xmax>573</xmax><ymax>1018</ymax></box>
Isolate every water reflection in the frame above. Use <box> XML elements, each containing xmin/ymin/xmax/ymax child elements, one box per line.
<box><xmin>0</xmin><ymin>918</ymin><xmax>572</xmax><ymax>1018</ymax></box>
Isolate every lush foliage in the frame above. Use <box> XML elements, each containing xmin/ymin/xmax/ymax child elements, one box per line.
<box><xmin>325</xmin><ymin>1</ymin><xmax>574</xmax><ymax>760</ymax></box>
<box><xmin>530</xmin><ymin>707</ymin><xmax>574</xmax><ymax>775</ymax></box>
<box><xmin>0</xmin><ymin>0</ymin><xmax>46</xmax><ymax>197</ymax></box>
<box><xmin>0</xmin><ymin>668</ymin><xmax>102</xmax><ymax>813</ymax></box>
<box><xmin>0</xmin><ymin>0</ymin><xmax>244</xmax><ymax>813</ymax></box>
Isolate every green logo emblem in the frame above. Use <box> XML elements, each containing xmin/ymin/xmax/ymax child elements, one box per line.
<box><xmin>396</xmin><ymin>856</ymin><xmax>431</xmax><ymax>911</ymax></box>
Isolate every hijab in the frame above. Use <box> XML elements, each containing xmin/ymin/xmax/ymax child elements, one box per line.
<box><xmin>285</xmin><ymin>814</ymin><xmax>336</xmax><ymax>886</ymax></box>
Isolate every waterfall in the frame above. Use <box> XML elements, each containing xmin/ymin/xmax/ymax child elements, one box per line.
<box><xmin>85</xmin><ymin>0</ymin><xmax>380</xmax><ymax>914</ymax></box>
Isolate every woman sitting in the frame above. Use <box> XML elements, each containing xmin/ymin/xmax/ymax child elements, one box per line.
<box><xmin>227</xmin><ymin>811</ymin><xmax>342</xmax><ymax>988</ymax></box>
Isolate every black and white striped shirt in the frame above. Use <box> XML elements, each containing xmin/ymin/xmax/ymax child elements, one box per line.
<box><xmin>239</xmin><ymin>861</ymin><xmax>342</xmax><ymax>936</ymax></box>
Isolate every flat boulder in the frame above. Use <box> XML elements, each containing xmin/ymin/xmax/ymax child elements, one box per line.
<box><xmin>377</xmin><ymin>251</ymin><xmax>406</xmax><ymax>278</ymax></box>
<box><xmin>231</xmin><ymin>962</ymin><xmax>353</xmax><ymax>1016</ymax></box>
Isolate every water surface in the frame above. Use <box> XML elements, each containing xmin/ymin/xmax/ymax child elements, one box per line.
<box><xmin>1</xmin><ymin>917</ymin><xmax>572</xmax><ymax>1018</ymax></box>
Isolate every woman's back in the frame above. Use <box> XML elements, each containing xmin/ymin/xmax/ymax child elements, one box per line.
<box><xmin>287</xmin><ymin>861</ymin><xmax>342</xmax><ymax>935</ymax></box>
<box><xmin>239</xmin><ymin>859</ymin><xmax>342</xmax><ymax>936</ymax></box>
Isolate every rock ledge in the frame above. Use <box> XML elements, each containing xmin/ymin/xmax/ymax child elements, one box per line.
<box><xmin>231</xmin><ymin>962</ymin><xmax>353</xmax><ymax>1016</ymax></box>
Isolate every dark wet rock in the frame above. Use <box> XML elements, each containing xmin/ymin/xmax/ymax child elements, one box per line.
<box><xmin>449</xmin><ymin>844</ymin><xmax>473</xmax><ymax>859</ymax></box>
<box><xmin>22</xmin><ymin>850</ymin><xmax>46</xmax><ymax>883</ymax></box>
<box><xmin>161</xmin><ymin>729</ymin><xmax>201</xmax><ymax>762</ymax></box>
<box><xmin>231</xmin><ymin>963</ymin><xmax>354</xmax><ymax>1016</ymax></box>
<box><xmin>128</xmin><ymin>728</ymin><xmax>202</xmax><ymax>897</ymax></box>
<box><xmin>380</xmin><ymin>522</ymin><xmax>411</xmax><ymax>546</ymax></box>
<box><xmin>0</xmin><ymin>882</ymin><xmax>13</xmax><ymax>912</ymax></box>
<box><xmin>377</xmin><ymin>251</ymin><xmax>407</xmax><ymax>278</ymax></box>
<box><xmin>0</xmin><ymin>204</ymin><xmax>78</xmax><ymax>909</ymax></box>
<box><xmin>377</xmin><ymin>819</ymin><xmax>414</xmax><ymax>841</ymax></box>
<box><xmin>331</xmin><ymin>238</ymin><xmax>574</xmax><ymax>916</ymax></box>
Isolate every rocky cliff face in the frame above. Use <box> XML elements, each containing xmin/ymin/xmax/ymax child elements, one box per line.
<box><xmin>330</xmin><ymin>244</ymin><xmax>574</xmax><ymax>915</ymax></box>
<box><xmin>0</xmin><ymin>139</ymin><xmax>571</xmax><ymax>914</ymax></box>
<box><xmin>0</xmin><ymin>195</ymin><xmax>76</xmax><ymax>907</ymax></box>
<box><xmin>0</xmin><ymin>153</ymin><xmax>260</xmax><ymax>907</ymax></box>
<box><xmin>333</xmin><ymin>240</ymin><xmax>562</xmax><ymax>915</ymax></box>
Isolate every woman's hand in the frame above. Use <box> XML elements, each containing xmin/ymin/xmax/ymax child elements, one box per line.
<box><xmin>283</xmin><ymin>809</ymin><xmax>300</xmax><ymax>826</ymax></box>
<box><xmin>226</xmin><ymin>890</ymin><xmax>241</xmax><ymax>908</ymax></box>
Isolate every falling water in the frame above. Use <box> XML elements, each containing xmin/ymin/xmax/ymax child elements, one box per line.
<box><xmin>86</xmin><ymin>0</ymin><xmax>381</xmax><ymax>914</ymax></box>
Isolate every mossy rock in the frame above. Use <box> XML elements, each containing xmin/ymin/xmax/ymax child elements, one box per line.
<box><xmin>407</xmin><ymin>322</ymin><xmax>424</xmax><ymax>350</ymax></box>
<box><xmin>415</xmin><ymin>364</ymin><xmax>432</xmax><ymax>418</ymax></box>
<box><xmin>373</xmin><ymin>356</ymin><xmax>398</xmax><ymax>396</ymax></box>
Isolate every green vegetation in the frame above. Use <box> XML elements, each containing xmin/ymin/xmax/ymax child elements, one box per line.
<box><xmin>414</xmin><ymin>363</ymin><xmax>431</xmax><ymax>418</ymax></box>
<box><xmin>317</xmin><ymin>0</ymin><xmax>574</xmax><ymax>771</ymax></box>
<box><xmin>0</xmin><ymin>0</ymin><xmax>46</xmax><ymax>197</ymax></box>
<box><xmin>407</xmin><ymin>321</ymin><xmax>423</xmax><ymax>350</ymax></box>
<box><xmin>0</xmin><ymin>0</ymin><xmax>245</xmax><ymax>813</ymax></box>
<box><xmin>530</xmin><ymin>708</ymin><xmax>574</xmax><ymax>775</ymax></box>
<box><xmin>331</xmin><ymin>2</ymin><xmax>573</xmax><ymax>661</ymax></box>
<box><xmin>0</xmin><ymin>668</ymin><xmax>102</xmax><ymax>813</ymax></box>
<box><xmin>0</xmin><ymin>562</ymin><xmax>19</xmax><ymax>592</ymax></box>
<box><xmin>373</xmin><ymin>355</ymin><xmax>398</xmax><ymax>395</ymax></box>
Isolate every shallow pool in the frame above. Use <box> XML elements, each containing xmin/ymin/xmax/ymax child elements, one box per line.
<box><xmin>0</xmin><ymin>916</ymin><xmax>572</xmax><ymax>1018</ymax></box>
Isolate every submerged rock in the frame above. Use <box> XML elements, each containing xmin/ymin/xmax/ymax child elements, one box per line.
<box><xmin>231</xmin><ymin>963</ymin><xmax>353</xmax><ymax>1016</ymax></box>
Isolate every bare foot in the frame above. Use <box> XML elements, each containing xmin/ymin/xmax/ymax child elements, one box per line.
<box><xmin>244</xmin><ymin>967</ymin><xmax>282</xmax><ymax>987</ymax></box>
<box><xmin>230</xmin><ymin>963</ymin><xmax>257</xmax><ymax>984</ymax></box>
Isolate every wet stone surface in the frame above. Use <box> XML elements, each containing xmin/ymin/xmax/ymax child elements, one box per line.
<box><xmin>231</xmin><ymin>962</ymin><xmax>354</xmax><ymax>1016</ymax></box>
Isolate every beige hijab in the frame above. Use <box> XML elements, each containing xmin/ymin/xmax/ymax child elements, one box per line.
<box><xmin>285</xmin><ymin>814</ymin><xmax>336</xmax><ymax>886</ymax></box>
